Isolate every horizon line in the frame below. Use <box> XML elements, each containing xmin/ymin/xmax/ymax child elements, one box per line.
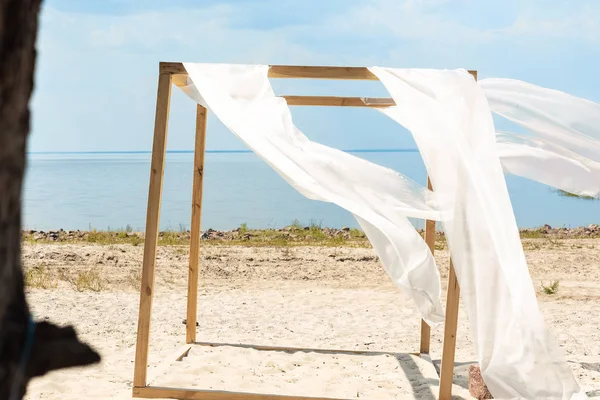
<box><xmin>27</xmin><ymin>148</ymin><xmax>420</xmax><ymax>155</ymax></box>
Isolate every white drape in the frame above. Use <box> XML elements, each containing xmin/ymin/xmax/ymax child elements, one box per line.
<box><xmin>180</xmin><ymin>63</ymin><xmax>446</xmax><ymax>326</ymax></box>
<box><xmin>481</xmin><ymin>78</ymin><xmax>600</xmax><ymax>199</ymax></box>
<box><xmin>370</xmin><ymin>67</ymin><xmax>586</xmax><ymax>399</ymax></box>
<box><xmin>178</xmin><ymin>63</ymin><xmax>593</xmax><ymax>399</ymax></box>
<box><xmin>495</xmin><ymin>131</ymin><xmax>600</xmax><ymax>199</ymax></box>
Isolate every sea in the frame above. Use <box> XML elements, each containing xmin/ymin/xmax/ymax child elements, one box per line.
<box><xmin>23</xmin><ymin>150</ymin><xmax>599</xmax><ymax>232</ymax></box>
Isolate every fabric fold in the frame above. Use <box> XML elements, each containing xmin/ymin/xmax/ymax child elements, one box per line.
<box><xmin>175</xmin><ymin>62</ymin><xmax>593</xmax><ymax>399</ymax></box>
<box><xmin>481</xmin><ymin>78</ymin><xmax>600</xmax><ymax>164</ymax></box>
<box><xmin>495</xmin><ymin>131</ymin><xmax>600</xmax><ymax>199</ymax></box>
<box><xmin>480</xmin><ymin>78</ymin><xmax>600</xmax><ymax>199</ymax></box>
<box><xmin>180</xmin><ymin>62</ymin><xmax>446</xmax><ymax>326</ymax></box>
<box><xmin>369</xmin><ymin>66</ymin><xmax>583</xmax><ymax>399</ymax></box>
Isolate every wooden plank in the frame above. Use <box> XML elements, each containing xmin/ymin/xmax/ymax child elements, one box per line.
<box><xmin>269</xmin><ymin>65</ymin><xmax>378</xmax><ymax>80</ymax></box>
<box><xmin>133</xmin><ymin>72</ymin><xmax>173</xmax><ymax>388</ymax></box>
<box><xmin>133</xmin><ymin>386</ymin><xmax>348</xmax><ymax>400</ymax></box>
<box><xmin>282</xmin><ymin>96</ymin><xmax>394</xmax><ymax>107</ymax></box>
<box><xmin>438</xmin><ymin>262</ymin><xmax>460</xmax><ymax>400</ymax></box>
<box><xmin>159</xmin><ymin>62</ymin><xmax>378</xmax><ymax>80</ymax></box>
<box><xmin>172</xmin><ymin>74</ymin><xmax>189</xmax><ymax>87</ymax></box>
<box><xmin>160</xmin><ymin>62</ymin><xmax>187</xmax><ymax>74</ymax></box>
<box><xmin>186</xmin><ymin>105</ymin><xmax>208</xmax><ymax>344</ymax></box>
<box><xmin>160</xmin><ymin>62</ymin><xmax>476</xmax><ymax>81</ymax></box>
<box><xmin>193</xmin><ymin>341</ymin><xmax>416</xmax><ymax>357</ymax></box>
<box><xmin>420</xmin><ymin>177</ymin><xmax>435</xmax><ymax>355</ymax></box>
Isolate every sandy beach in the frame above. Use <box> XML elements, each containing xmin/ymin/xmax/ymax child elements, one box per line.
<box><xmin>21</xmin><ymin>233</ymin><xmax>600</xmax><ymax>399</ymax></box>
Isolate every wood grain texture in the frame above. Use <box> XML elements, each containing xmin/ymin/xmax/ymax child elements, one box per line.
<box><xmin>160</xmin><ymin>62</ymin><xmax>477</xmax><ymax>81</ymax></box>
<box><xmin>186</xmin><ymin>105</ymin><xmax>207</xmax><ymax>344</ymax></box>
<box><xmin>438</xmin><ymin>261</ymin><xmax>461</xmax><ymax>400</ymax></box>
<box><xmin>282</xmin><ymin>96</ymin><xmax>394</xmax><ymax>107</ymax></box>
<box><xmin>133</xmin><ymin>386</ymin><xmax>348</xmax><ymax>400</ymax></box>
<box><xmin>160</xmin><ymin>62</ymin><xmax>377</xmax><ymax>80</ymax></box>
<box><xmin>133</xmin><ymin>72</ymin><xmax>173</xmax><ymax>387</ymax></box>
<box><xmin>420</xmin><ymin>178</ymin><xmax>436</xmax><ymax>355</ymax></box>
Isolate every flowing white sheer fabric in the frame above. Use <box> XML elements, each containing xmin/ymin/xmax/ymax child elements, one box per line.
<box><xmin>369</xmin><ymin>67</ymin><xmax>585</xmax><ymax>399</ymax></box>
<box><xmin>481</xmin><ymin>78</ymin><xmax>600</xmax><ymax>199</ymax></box>
<box><xmin>495</xmin><ymin>131</ymin><xmax>600</xmax><ymax>198</ymax></box>
<box><xmin>180</xmin><ymin>63</ymin><xmax>446</xmax><ymax>326</ymax></box>
<box><xmin>177</xmin><ymin>63</ymin><xmax>590</xmax><ymax>399</ymax></box>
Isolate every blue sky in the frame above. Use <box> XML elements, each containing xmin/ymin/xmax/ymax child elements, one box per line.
<box><xmin>30</xmin><ymin>0</ymin><xmax>600</xmax><ymax>152</ymax></box>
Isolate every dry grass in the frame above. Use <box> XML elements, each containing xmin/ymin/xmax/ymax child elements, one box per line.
<box><xmin>24</xmin><ymin>264</ymin><xmax>57</xmax><ymax>289</ymax></box>
<box><xmin>73</xmin><ymin>269</ymin><xmax>106</xmax><ymax>292</ymax></box>
<box><xmin>22</xmin><ymin>227</ymin><xmax>373</xmax><ymax>248</ymax></box>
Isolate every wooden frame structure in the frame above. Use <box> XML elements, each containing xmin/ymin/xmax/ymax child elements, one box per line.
<box><xmin>132</xmin><ymin>62</ymin><xmax>476</xmax><ymax>400</ymax></box>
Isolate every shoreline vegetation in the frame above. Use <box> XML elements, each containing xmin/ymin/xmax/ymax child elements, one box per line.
<box><xmin>21</xmin><ymin>221</ymin><xmax>600</xmax><ymax>247</ymax></box>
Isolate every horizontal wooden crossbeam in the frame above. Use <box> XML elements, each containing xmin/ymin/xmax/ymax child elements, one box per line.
<box><xmin>133</xmin><ymin>386</ymin><xmax>347</xmax><ymax>400</ymax></box>
<box><xmin>161</xmin><ymin>62</ymin><xmax>476</xmax><ymax>80</ymax></box>
<box><xmin>161</xmin><ymin>62</ymin><xmax>378</xmax><ymax>80</ymax></box>
<box><xmin>282</xmin><ymin>96</ymin><xmax>395</xmax><ymax>107</ymax></box>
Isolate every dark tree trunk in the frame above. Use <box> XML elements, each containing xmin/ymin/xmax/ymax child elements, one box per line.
<box><xmin>0</xmin><ymin>1</ymin><xmax>100</xmax><ymax>399</ymax></box>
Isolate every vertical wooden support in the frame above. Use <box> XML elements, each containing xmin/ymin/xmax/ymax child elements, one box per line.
<box><xmin>439</xmin><ymin>261</ymin><xmax>460</xmax><ymax>400</ymax></box>
<box><xmin>186</xmin><ymin>105</ymin><xmax>208</xmax><ymax>343</ymax></box>
<box><xmin>420</xmin><ymin>178</ymin><xmax>435</xmax><ymax>354</ymax></box>
<box><xmin>133</xmin><ymin>72</ymin><xmax>173</xmax><ymax>388</ymax></box>
<box><xmin>438</xmin><ymin>69</ymin><xmax>476</xmax><ymax>400</ymax></box>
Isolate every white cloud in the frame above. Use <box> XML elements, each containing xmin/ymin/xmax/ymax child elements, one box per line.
<box><xmin>29</xmin><ymin>0</ymin><xmax>600</xmax><ymax>152</ymax></box>
<box><xmin>323</xmin><ymin>0</ymin><xmax>600</xmax><ymax>44</ymax></box>
<box><xmin>506</xmin><ymin>6</ymin><xmax>600</xmax><ymax>41</ymax></box>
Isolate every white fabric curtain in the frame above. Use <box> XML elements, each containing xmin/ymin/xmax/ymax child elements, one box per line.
<box><xmin>495</xmin><ymin>131</ymin><xmax>600</xmax><ymax>199</ymax></box>
<box><xmin>180</xmin><ymin>63</ymin><xmax>446</xmax><ymax>326</ymax></box>
<box><xmin>178</xmin><ymin>63</ymin><xmax>591</xmax><ymax>399</ymax></box>
<box><xmin>369</xmin><ymin>67</ymin><xmax>584</xmax><ymax>399</ymax></box>
<box><xmin>481</xmin><ymin>78</ymin><xmax>600</xmax><ymax>199</ymax></box>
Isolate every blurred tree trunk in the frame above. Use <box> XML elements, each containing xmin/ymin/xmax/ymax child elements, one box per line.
<box><xmin>0</xmin><ymin>1</ymin><xmax>100</xmax><ymax>398</ymax></box>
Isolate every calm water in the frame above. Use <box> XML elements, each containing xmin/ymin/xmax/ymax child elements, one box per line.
<box><xmin>23</xmin><ymin>151</ymin><xmax>599</xmax><ymax>232</ymax></box>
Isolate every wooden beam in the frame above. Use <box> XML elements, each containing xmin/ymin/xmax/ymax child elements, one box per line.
<box><xmin>172</xmin><ymin>74</ymin><xmax>189</xmax><ymax>87</ymax></box>
<box><xmin>160</xmin><ymin>62</ymin><xmax>187</xmax><ymax>75</ymax></box>
<box><xmin>133</xmin><ymin>72</ymin><xmax>173</xmax><ymax>387</ymax></box>
<box><xmin>420</xmin><ymin>178</ymin><xmax>435</xmax><ymax>355</ymax></box>
<box><xmin>160</xmin><ymin>62</ymin><xmax>378</xmax><ymax>80</ymax></box>
<box><xmin>282</xmin><ymin>96</ymin><xmax>395</xmax><ymax>107</ymax></box>
<box><xmin>193</xmin><ymin>341</ymin><xmax>417</xmax><ymax>357</ymax></box>
<box><xmin>160</xmin><ymin>62</ymin><xmax>476</xmax><ymax>81</ymax></box>
<box><xmin>438</xmin><ymin>261</ymin><xmax>460</xmax><ymax>400</ymax></box>
<box><xmin>133</xmin><ymin>386</ymin><xmax>348</xmax><ymax>400</ymax></box>
<box><xmin>269</xmin><ymin>65</ymin><xmax>377</xmax><ymax>80</ymax></box>
<box><xmin>186</xmin><ymin>105</ymin><xmax>208</xmax><ymax>344</ymax></box>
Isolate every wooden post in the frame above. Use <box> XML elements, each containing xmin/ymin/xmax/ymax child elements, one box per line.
<box><xmin>133</xmin><ymin>72</ymin><xmax>173</xmax><ymax>388</ymax></box>
<box><xmin>439</xmin><ymin>260</ymin><xmax>460</xmax><ymax>400</ymax></box>
<box><xmin>420</xmin><ymin>178</ymin><xmax>435</xmax><ymax>354</ymax></box>
<box><xmin>186</xmin><ymin>105</ymin><xmax>208</xmax><ymax>343</ymax></box>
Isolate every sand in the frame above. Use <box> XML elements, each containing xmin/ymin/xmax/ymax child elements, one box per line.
<box><xmin>21</xmin><ymin>239</ymin><xmax>600</xmax><ymax>399</ymax></box>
